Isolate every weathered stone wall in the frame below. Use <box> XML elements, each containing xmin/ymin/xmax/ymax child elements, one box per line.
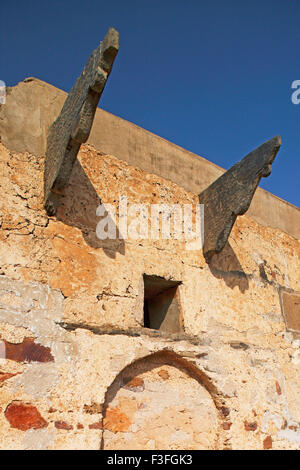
<box><xmin>1</xmin><ymin>78</ymin><xmax>299</xmax><ymax>240</ymax></box>
<box><xmin>0</xmin><ymin>136</ymin><xmax>300</xmax><ymax>450</ymax></box>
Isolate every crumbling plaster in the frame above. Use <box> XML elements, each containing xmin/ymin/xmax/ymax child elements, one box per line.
<box><xmin>0</xmin><ymin>84</ymin><xmax>300</xmax><ymax>448</ymax></box>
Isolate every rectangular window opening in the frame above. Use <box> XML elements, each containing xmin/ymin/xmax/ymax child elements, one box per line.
<box><xmin>143</xmin><ymin>274</ymin><xmax>183</xmax><ymax>334</ymax></box>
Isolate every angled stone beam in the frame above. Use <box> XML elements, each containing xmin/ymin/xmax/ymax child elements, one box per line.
<box><xmin>199</xmin><ymin>135</ymin><xmax>281</xmax><ymax>262</ymax></box>
<box><xmin>44</xmin><ymin>27</ymin><xmax>119</xmax><ymax>215</ymax></box>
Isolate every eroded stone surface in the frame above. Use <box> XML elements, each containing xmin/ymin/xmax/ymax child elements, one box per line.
<box><xmin>102</xmin><ymin>356</ymin><xmax>220</xmax><ymax>450</ymax></box>
<box><xmin>0</xmin><ymin>140</ymin><xmax>299</xmax><ymax>450</ymax></box>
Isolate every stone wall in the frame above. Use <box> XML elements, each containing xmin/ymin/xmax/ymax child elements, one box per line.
<box><xmin>1</xmin><ymin>78</ymin><xmax>299</xmax><ymax>240</ymax></box>
<box><xmin>0</xmin><ymin>136</ymin><xmax>299</xmax><ymax>449</ymax></box>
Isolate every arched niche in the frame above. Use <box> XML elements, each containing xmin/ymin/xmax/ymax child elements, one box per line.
<box><xmin>101</xmin><ymin>350</ymin><xmax>223</xmax><ymax>450</ymax></box>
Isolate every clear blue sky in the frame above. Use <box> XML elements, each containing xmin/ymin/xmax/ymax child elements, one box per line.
<box><xmin>1</xmin><ymin>0</ymin><xmax>299</xmax><ymax>207</ymax></box>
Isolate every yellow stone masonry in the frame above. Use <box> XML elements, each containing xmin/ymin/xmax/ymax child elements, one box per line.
<box><xmin>0</xmin><ymin>138</ymin><xmax>299</xmax><ymax>449</ymax></box>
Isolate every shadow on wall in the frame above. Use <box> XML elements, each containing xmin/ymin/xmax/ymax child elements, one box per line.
<box><xmin>56</xmin><ymin>160</ymin><xmax>125</xmax><ymax>259</ymax></box>
<box><xmin>208</xmin><ymin>242</ymin><xmax>249</xmax><ymax>293</ymax></box>
<box><xmin>52</xmin><ymin>159</ymin><xmax>249</xmax><ymax>283</ymax></box>
<box><xmin>100</xmin><ymin>350</ymin><xmax>224</xmax><ymax>450</ymax></box>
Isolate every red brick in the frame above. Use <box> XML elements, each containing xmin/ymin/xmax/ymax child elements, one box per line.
<box><xmin>263</xmin><ymin>435</ymin><xmax>272</xmax><ymax>450</ymax></box>
<box><xmin>244</xmin><ymin>420</ymin><xmax>257</xmax><ymax>431</ymax></box>
<box><xmin>275</xmin><ymin>381</ymin><xmax>282</xmax><ymax>395</ymax></box>
<box><xmin>54</xmin><ymin>421</ymin><xmax>73</xmax><ymax>430</ymax></box>
<box><xmin>4</xmin><ymin>338</ymin><xmax>54</xmax><ymax>363</ymax></box>
<box><xmin>5</xmin><ymin>402</ymin><xmax>48</xmax><ymax>431</ymax></box>
<box><xmin>222</xmin><ymin>422</ymin><xmax>232</xmax><ymax>430</ymax></box>
<box><xmin>89</xmin><ymin>421</ymin><xmax>102</xmax><ymax>430</ymax></box>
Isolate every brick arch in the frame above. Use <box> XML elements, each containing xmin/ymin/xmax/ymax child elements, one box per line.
<box><xmin>100</xmin><ymin>350</ymin><xmax>225</xmax><ymax>450</ymax></box>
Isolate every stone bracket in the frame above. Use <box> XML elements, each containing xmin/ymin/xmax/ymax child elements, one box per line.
<box><xmin>44</xmin><ymin>27</ymin><xmax>119</xmax><ymax>215</ymax></box>
<box><xmin>199</xmin><ymin>135</ymin><xmax>281</xmax><ymax>262</ymax></box>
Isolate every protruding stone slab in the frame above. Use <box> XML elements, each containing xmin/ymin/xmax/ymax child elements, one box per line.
<box><xmin>199</xmin><ymin>136</ymin><xmax>281</xmax><ymax>262</ymax></box>
<box><xmin>44</xmin><ymin>27</ymin><xmax>119</xmax><ymax>215</ymax></box>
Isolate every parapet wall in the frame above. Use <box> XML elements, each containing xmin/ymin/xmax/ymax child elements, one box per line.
<box><xmin>1</xmin><ymin>77</ymin><xmax>299</xmax><ymax>240</ymax></box>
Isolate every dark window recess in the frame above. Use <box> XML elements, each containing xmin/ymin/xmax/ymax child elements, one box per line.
<box><xmin>143</xmin><ymin>275</ymin><xmax>182</xmax><ymax>333</ymax></box>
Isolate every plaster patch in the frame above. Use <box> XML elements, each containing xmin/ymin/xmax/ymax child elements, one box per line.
<box><xmin>13</xmin><ymin>363</ymin><xmax>59</xmax><ymax>398</ymax></box>
<box><xmin>261</xmin><ymin>411</ymin><xmax>285</xmax><ymax>433</ymax></box>
<box><xmin>278</xmin><ymin>429</ymin><xmax>300</xmax><ymax>444</ymax></box>
<box><xmin>23</xmin><ymin>428</ymin><xmax>55</xmax><ymax>450</ymax></box>
<box><xmin>0</xmin><ymin>276</ymin><xmax>76</xmax><ymax>364</ymax></box>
